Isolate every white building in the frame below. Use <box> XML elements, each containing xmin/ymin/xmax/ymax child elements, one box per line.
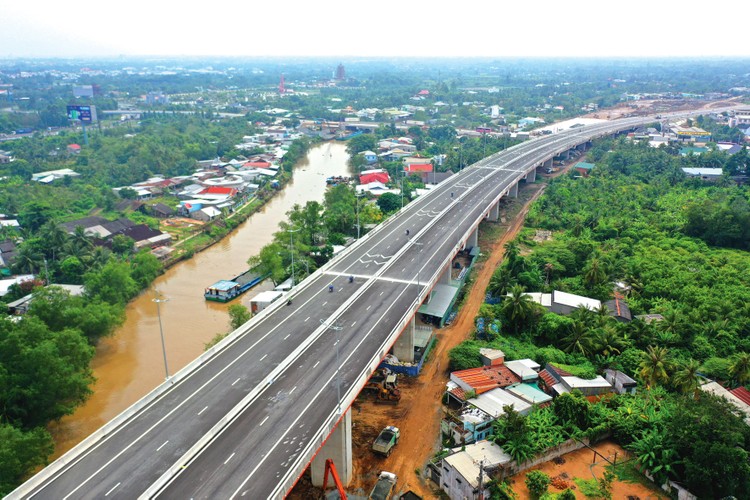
<box><xmin>440</xmin><ymin>441</ymin><xmax>512</xmax><ymax>500</ymax></box>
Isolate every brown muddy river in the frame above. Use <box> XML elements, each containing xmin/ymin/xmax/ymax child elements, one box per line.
<box><xmin>49</xmin><ymin>141</ymin><xmax>351</xmax><ymax>456</ymax></box>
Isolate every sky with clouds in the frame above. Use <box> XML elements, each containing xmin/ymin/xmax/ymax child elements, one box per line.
<box><xmin>1</xmin><ymin>0</ymin><xmax>748</xmax><ymax>59</ymax></box>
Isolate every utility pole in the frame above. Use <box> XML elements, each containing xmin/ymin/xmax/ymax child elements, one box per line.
<box><xmin>153</xmin><ymin>291</ymin><xmax>170</xmax><ymax>380</ymax></box>
<box><xmin>477</xmin><ymin>459</ymin><xmax>485</xmax><ymax>500</ymax></box>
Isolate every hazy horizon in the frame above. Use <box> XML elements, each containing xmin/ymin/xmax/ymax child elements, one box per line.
<box><xmin>2</xmin><ymin>0</ymin><xmax>749</xmax><ymax>59</ymax></box>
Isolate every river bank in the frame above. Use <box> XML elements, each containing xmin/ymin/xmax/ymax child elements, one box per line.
<box><xmin>47</xmin><ymin>141</ymin><xmax>352</xmax><ymax>458</ymax></box>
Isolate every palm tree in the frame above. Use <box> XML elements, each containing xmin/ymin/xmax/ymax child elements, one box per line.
<box><xmin>583</xmin><ymin>257</ymin><xmax>606</xmax><ymax>287</ymax></box>
<box><xmin>13</xmin><ymin>243</ymin><xmax>42</xmax><ymax>274</ymax></box>
<box><xmin>639</xmin><ymin>346</ymin><xmax>671</xmax><ymax>389</ymax></box>
<box><xmin>672</xmin><ymin>359</ymin><xmax>701</xmax><ymax>396</ymax></box>
<box><xmin>501</xmin><ymin>285</ymin><xmax>536</xmax><ymax>334</ymax></box>
<box><xmin>563</xmin><ymin>320</ymin><xmax>597</xmax><ymax>356</ymax></box>
<box><xmin>729</xmin><ymin>352</ymin><xmax>750</xmax><ymax>386</ymax></box>
<box><xmin>595</xmin><ymin>327</ymin><xmax>625</xmax><ymax>357</ymax></box>
<box><xmin>488</xmin><ymin>267</ymin><xmax>516</xmax><ymax>297</ymax></box>
<box><xmin>39</xmin><ymin>220</ymin><xmax>68</xmax><ymax>261</ymax></box>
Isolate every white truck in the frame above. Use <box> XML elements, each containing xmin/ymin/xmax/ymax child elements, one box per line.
<box><xmin>369</xmin><ymin>471</ymin><xmax>397</xmax><ymax>500</ymax></box>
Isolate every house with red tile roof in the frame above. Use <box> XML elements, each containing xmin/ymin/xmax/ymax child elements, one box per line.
<box><xmin>359</xmin><ymin>169</ymin><xmax>390</xmax><ymax>185</ymax></box>
<box><xmin>404</xmin><ymin>163</ymin><xmax>433</xmax><ymax>174</ymax></box>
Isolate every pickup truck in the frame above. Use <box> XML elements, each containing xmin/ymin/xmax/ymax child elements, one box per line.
<box><xmin>369</xmin><ymin>471</ymin><xmax>397</xmax><ymax>500</ymax></box>
<box><xmin>372</xmin><ymin>426</ymin><xmax>400</xmax><ymax>456</ymax></box>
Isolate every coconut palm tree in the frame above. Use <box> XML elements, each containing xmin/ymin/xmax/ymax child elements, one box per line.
<box><xmin>501</xmin><ymin>285</ymin><xmax>536</xmax><ymax>334</ymax></box>
<box><xmin>563</xmin><ymin>320</ymin><xmax>597</xmax><ymax>357</ymax></box>
<box><xmin>639</xmin><ymin>346</ymin><xmax>671</xmax><ymax>389</ymax></box>
<box><xmin>488</xmin><ymin>267</ymin><xmax>516</xmax><ymax>298</ymax></box>
<box><xmin>672</xmin><ymin>359</ymin><xmax>702</xmax><ymax>396</ymax></box>
<box><xmin>13</xmin><ymin>243</ymin><xmax>42</xmax><ymax>274</ymax></box>
<box><xmin>729</xmin><ymin>352</ymin><xmax>750</xmax><ymax>386</ymax></box>
<box><xmin>584</xmin><ymin>257</ymin><xmax>606</xmax><ymax>287</ymax></box>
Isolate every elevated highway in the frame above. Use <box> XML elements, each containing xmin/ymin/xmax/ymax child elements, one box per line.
<box><xmin>9</xmin><ymin>112</ymin><xmax>716</xmax><ymax>499</ymax></box>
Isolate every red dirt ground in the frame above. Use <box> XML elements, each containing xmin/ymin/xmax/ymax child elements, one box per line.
<box><xmin>511</xmin><ymin>440</ymin><xmax>666</xmax><ymax>500</ymax></box>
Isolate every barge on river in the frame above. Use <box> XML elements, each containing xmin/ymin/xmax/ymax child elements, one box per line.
<box><xmin>204</xmin><ymin>267</ymin><xmax>268</xmax><ymax>302</ymax></box>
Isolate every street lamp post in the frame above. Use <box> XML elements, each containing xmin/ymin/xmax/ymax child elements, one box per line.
<box><xmin>355</xmin><ymin>192</ymin><xmax>364</xmax><ymax>239</ymax></box>
<box><xmin>320</xmin><ymin>319</ymin><xmax>344</xmax><ymax>414</ymax></box>
<box><xmin>153</xmin><ymin>292</ymin><xmax>170</xmax><ymax>380</ymax></box>
<box><xmin>287</xmin><ymin>227</ymin><xmax>301</xmax><ymax>287</ymax></box>
<box><xmin>413</xmin><ymin>241</ymin><xmax>423</xmax><ymax>305</ymax></box>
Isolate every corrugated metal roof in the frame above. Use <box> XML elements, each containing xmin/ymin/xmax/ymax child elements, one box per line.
<box><xmin>451</xmin><ymin>365</ymin><xmax>520</xmax><ymax>394</ymax></box>
<box><xmin>731</xmin><ymin>387</ymin><xmax>750</xmax><ymax>407</ymax></box>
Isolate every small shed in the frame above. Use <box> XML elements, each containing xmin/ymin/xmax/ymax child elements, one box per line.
<box><xmin>604</xmin><ymin>369</ymin><xmax>637</xmax><ymax>395</ymax></box>
<box><xmin>249</xmin><ymin>290</ymin><xmax>284</xmax><ymax>314</ymax></box>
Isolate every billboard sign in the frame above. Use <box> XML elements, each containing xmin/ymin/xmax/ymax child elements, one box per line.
<box><xmin>66</xmin><ymin>105</ymin><xmax>97</xmax><ymax>124</ymax></box>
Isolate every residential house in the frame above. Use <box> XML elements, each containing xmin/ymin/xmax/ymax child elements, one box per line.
<box><xmin>31</xmin><ymin>168</ymin><xmax>80</xmax><ymax>183</ymax></box>
<box><xmin>7</xmin><ymin>284</ymin><xmax>85</xmax><ymax>315</ymax></box>
<box><xmin>193</xmin><ymin>206</ymin><xmax>222</xmax><ymax>222</ymax></box>
<box><xmin>67</xmin><ymin>144</ymin><xmax>81</xmax><ymax>154</ymax></box>
<box><xmin>701</xmin><ymin>381</ymin><xmax>750</xmax><ymax>424</ymax></box>
<box><xmin>505</xmin><ymin>359</ymin><xmax>541</xmax><ymax>381</ymax></box>
<box><xmin>539</xmin><ymin>363</ymin><xmax>613</xmax><ymax>397</ymax></box>
<box><xmin>604</xmin><ymin>296</ymin><xmax>632</xmax><ymax>322</ymax></box>
<box><xmin>359</xmin><ymin>169</ymin><xmax>390</xmax><ymax>185</ymax></box>
<box><xmin>439</xmin><ymin>441</ymin><xmax>512</xmax><ymax>500</ymax></box>
<box><xmin>355</xmin><ymin>182</ymin><xmax>399</xmax><ymax>197</ymax></box>
<box><xmin>360</xmin><ymin>150</ymin><xmax>378</xmax><ymax>164</ymax></box>
<box><xmin>574</xmin><ymin>162</ymin><xmax>595</xmax><ymax>177</ymax></box>
<box><xmin>603</xmin><ymin>369</ymin><xmax>637</xmax><ymax>395</ymax></box>
<box><xmin>682</xmin><ymin>167</ymin><xmax>723</xmax><ymax>180</ymax></box>
<box><xmin>150</xmin><ymin>203</ymin><xmax>175</xmax><ymax>218</ymax></box>
<box><xmin>0</xmin><ymin>274</ymin><xmax>36</xmax><ymax>297</ymax></box>
<box><xmin>0</xmin><ymin>239</ymin><xmax>18</xmax><ymax>268</ymax></box>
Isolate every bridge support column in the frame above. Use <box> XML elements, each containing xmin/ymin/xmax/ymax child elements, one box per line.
<box><xmin>467</xmin><ymin>227</ymin><xmax>478</xmax><ymax>248</ymax></box>
<box><xmin>311</xmin><ymin>408</ymin><xmax>353</xmax><ymax>487</ymax></box>
<box><xmin>525</xmin><ymin>168</ymin><xmax>536</xmax><ymax>182</ymax></box>
<box><xmin>393</xmin><ymin>317</ymin><xmax>415</xmax><ymax>363</ymax></box>
<box><xmin>438</xmin><ymin>262</ymin><xmax>451</xmax><ymax>285</ymax></box>
<box><xmin>509</xmin><ymin>182</ymin><xmax>518</xmax><ymax>198</ymax></box>
<box><xmin>544</xmin><ymin>158</ymin><xmax>553</xmax><ymax>168</ymax></box>
<box><xmin>487</xmin><ymin>202</ymin><xmax>499</xmax><ymax>222</ymax></box>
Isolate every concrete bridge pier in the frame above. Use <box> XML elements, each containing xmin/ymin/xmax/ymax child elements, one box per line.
<box><xmin>393</xmin><ymin>316</ymin><xmax>416</xmax><ymax>363</ymax></box>
<box><xmin>311</xmin><ymin>408</ymin><xmax>353</xmax><ymax>487</ymax></box>
<box><xmin>524</xmin><ymin>168</ymin><xmax>536</xmax><ymax>182</ymax></box>
<box><xmin>487</xmin><ymin>202</ymin><xmax>499</xmax><ymax>222</ymax></box>
<box><xmin>544</xmin><ymin>158</ymin><xmax>553</xmax><ymax>168</ymax></box>
<box><xmin>439</xmin><ymin>261</ymin><xmax>452</xmax><ymax>285</ymax></box>
<box><xmin>509</xmin><ymin>182</ymin><xmax>519</xmax><ymax>198</ymax></box>
<box><xmin>467</xmin><ymin>227</ymin><xmax>478</xmax><ymax>248</ymax></box>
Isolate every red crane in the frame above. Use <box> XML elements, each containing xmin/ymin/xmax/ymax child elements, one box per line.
<box><xmin>322</xmin><ymin>458</ymin><xmax>347</xmax><ymax>499</ymax></box>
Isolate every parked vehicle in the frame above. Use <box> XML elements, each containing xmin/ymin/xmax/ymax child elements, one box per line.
<box><xmin>372</xmin><ymin>426</ymin><xmax>400</xmax><ymax>456</ymax></box>
<box><xmin>369</xmin><ymin>471</ymin><xmax>397</xmax><ymax>500</ymax></box>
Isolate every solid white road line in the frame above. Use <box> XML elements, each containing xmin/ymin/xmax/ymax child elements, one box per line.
<box><xmin>104</xmin><ymin>483</ymin><xmax>120</xmax><ymax>497</ymax></box>
<box><xmin>224</xmin><ymin>452</ymin><xmax>235</xmax><ymax>465</ymax></box>
<box><xmin>232</xmin><ymin>378</ymin><xmax>241</xmax><ymax>386</ymax></box>
<box><xmin>197</xmin><ymin>406</ymin><xmax>208</xmax><ymax>416</ymax></box>
<box><xmin>260</xmin><ymin>416</ymin><xmax>269</xmax><ymax>426</ymax></box>
<box><xmin>156</xmin><ymin>441</ymin><xmax>169</xmax><ymax>452</ymax></box>
<box><xmin>260</xmin><ymin>354</ymin><xmax>267</xmax><ymax>361</ymax></box>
